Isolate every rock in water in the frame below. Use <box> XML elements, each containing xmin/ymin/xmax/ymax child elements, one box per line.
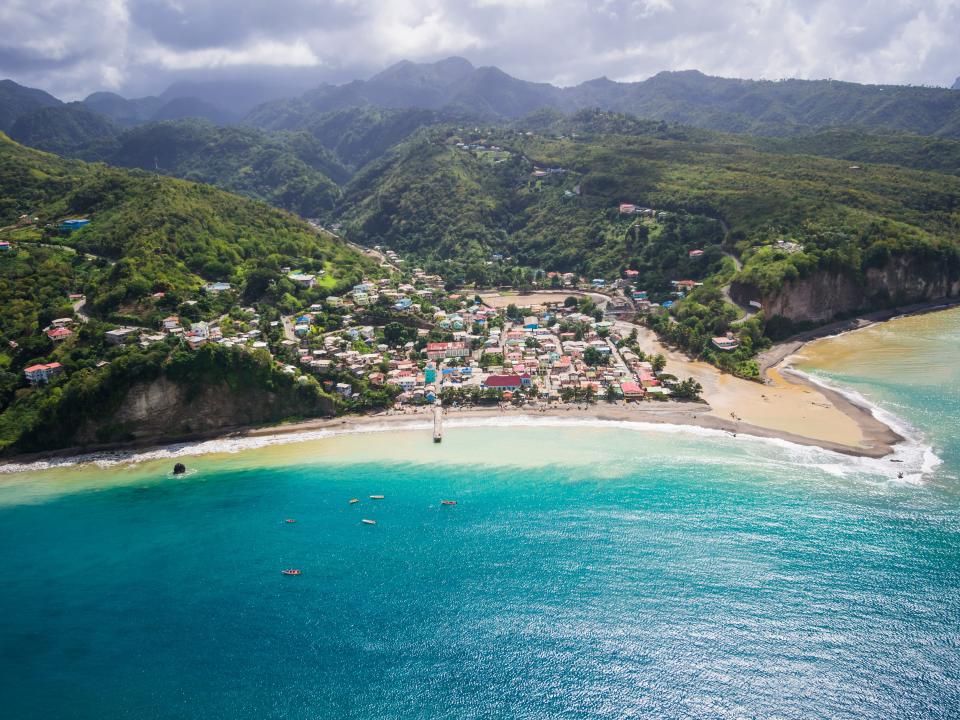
<box><xmin>173</xmin><ymin>463</ymin><xmax>186</xmax><ymax>475</ymax></box>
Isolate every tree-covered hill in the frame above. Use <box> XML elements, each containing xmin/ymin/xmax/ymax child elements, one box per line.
<box><xmin>337</xmin><ymin>124</ymin><xmax>960</xmax><ymax>293</ymax></box>
<box><xmin>9</xmin><ymin>118</ymin><xmax>347</xmax><ymax>216</ymax></box>
<box><xmin>9</xmin><ymin>102</ymin><xmax>120</xmax><ymax>156</ymax></box>
<box><xmin>0</xmin><ymin>79</ymin><xmax>62</xmax><ymax>133</ymax></box>
<box><xmin>242</xmin><ymin>58</ymin><xmax>960</xmax><ymax>139</ymax></box>
<box><xmin>0</xmin><ymin>133</ymin><xmax>372</xmax><ymax>316</ymax></box>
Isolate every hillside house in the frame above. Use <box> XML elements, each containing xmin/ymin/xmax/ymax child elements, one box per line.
<box><xmin>46</xmin><ymin>327</ymin><xmax>72</xmax><ymax>342</ymax></box>
<box><xmin>24</xmin><ymin>362</ymin><xmax>63</xmax><ymax>384</ymax></box>
<box><xmin>105</xmin><ymin>327</ymin><xmax>140</xmax><ymax>345</ymax></box>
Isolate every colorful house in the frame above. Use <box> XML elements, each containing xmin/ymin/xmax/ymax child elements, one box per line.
<box><xmin>483</xmin><ymin>374</ymin><xmax>532</xmax><ymax>391</ymax></box>
<box><xmin>24</xmin><ymin>362</ymin><xmax>63</xmax><ymax>384</ymax></box>
<box><xmin>58</xmin><ymin>218</ymin><xmax>90</xmax><ymax>232</ymax></box>
<box><xmin>46</xmin><ymin>327</ymin><xmax>72</xmax><ymax>342</ymax></box>
<box><xmin>619</xmin><ymin>381</ymin><xmax>645</xmax><ymax>400</ymax></box>
<box><xmin>711</xmin><ymin>336</ymin><xmax>741</xmax><ymax>351</ymax></box>
<box><xmin>425</xmin><ymin>342</ymin><xmax>470</xmax><ymax>361</ymax></box>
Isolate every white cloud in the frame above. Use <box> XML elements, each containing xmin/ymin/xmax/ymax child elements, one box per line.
<box><xmin>137</xmin><ymin>38</ymin><xmax>320</xmax><ymax>70</ymax></box>
<box><xmin>1</xmin><ymin>0</ymin><xmax>958</xmax><ymax>99</ymax></box>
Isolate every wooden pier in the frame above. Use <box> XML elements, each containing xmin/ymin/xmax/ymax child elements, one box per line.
<box><xmin>433</xmin><ymin>404</ymin><xmax>443</xmax><ymax>443</ymax></box>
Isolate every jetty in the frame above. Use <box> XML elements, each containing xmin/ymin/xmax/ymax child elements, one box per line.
<box><xmin>433</xmin><ymin>403</ymin><xmax>443</xmax><ymax>443</ymax></box>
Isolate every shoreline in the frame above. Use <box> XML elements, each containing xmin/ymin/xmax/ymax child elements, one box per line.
<box><xmin>0</xmin><ymin>388</ymin><xmax>905</xmax><ymax>474</ymax></box>
<box><xmin>6</xmin><ymin>304</ymin><xmax>956</xmax><ymax>472</ymax></box>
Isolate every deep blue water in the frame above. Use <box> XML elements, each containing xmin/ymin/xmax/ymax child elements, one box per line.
<box><xmin>2</xmin><ymin>310</ymin><xmax>960</xmax><ymax>719</ymax></box>
<box><xmin>2</xmin><ymin>448</ymin><xmax>959</xmax><ymax>719</ymax></box>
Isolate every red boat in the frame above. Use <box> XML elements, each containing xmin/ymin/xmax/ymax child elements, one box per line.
<box><xmin>441</xmin><ymin>500</ymin><xmax>457</xmax><ymax>506</ymax></box>
<box><xmin>281</xmin><ymin>569</ymin><xmax>302</xmax><ymax>576</ymax></box>
<box><xmin>284</xmin><ymin>519</ymin><xmax>297</xmax><ymax>523</ymax></box>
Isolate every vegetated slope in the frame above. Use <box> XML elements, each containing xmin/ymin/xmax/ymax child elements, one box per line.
<box><xmin>340</xmin><ymin>124</ymin><xmax>960</xmax><ymax>313</ymax></box>
<box><xmin>243</xmin><ymin>58</ymin><xmax>960</xmax><ymax>138</ymax></box>
<box><xmin>0</xmin><ymin>133</ymin><xmax>371</xmax><ymax>315</ymax></box>
<box><xmin>83</xmin><ymin>91</ymin><xmax>166</xmax><ymax>126</ymax></box>
<box><xmin>751</xmin><ymin>128</ymin><xmax>960</xmax><ymax>177</ymax></box>
<box><xmin>82</xmin><ymin>91</ymin><xmax>238</xmax><ymax>126</ymax></box>
<box><xmin>519</xmin><ymin>109</ymin><xmax>960</xmax><ymax>177</ymax></box>
<box><xmin>7</xmin><ymin>117</ymin><xmax>347</xmax><ymax>216</ymax></box>
<box><xmin>246</xmin><ymin>103</ymin><xmax>464</xmax><ymax>173</ymax></box>
<box><xmin>0</xmin><ymin>79</ymin><xmax>62</xmax><ymax>133</ymax></box>
<box><xmin>0</xmin><ymin>340</ymin><xmax>335</xmax><ymax>456</ymax></box>
<box><xmin>9</xmin><ymin>102</ymin><xmax>120</xmax><ymax>156</ymax></box>
<box><xmin>93</xmin><ymin>120</ymin><xmax>347</xmax><ymax>213</ymax></box>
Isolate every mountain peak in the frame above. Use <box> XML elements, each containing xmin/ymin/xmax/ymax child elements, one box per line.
<box><xmin>373</xmin><ymin>56</ymin><xmax>475</xmax><ymax>85</ymax></box>
<box><xmin>953</xmin><ymin>76</ymin><xmax>960</xmax><ymax>90</ymax></box>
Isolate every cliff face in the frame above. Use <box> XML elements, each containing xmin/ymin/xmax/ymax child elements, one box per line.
<box><xmin>75</xmin><ymin>376</ymin><xmax>333</xmax><ymax>446</ymax></box>
<box><xmin>733</xmin><ymin>256</ymin><xmax>960</xmax><ymax>323</ymax></box>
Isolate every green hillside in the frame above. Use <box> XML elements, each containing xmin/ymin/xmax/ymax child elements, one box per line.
<box><xmin>0</xmin><ymin>132</ymin><xmax>372</xmax><ymax>317</ymax></box>
<box><xmin>9</xmin><ymin>117</ymin><xmax>347</xmax><ymax>215</ymax></box>
<box><xmin>340</xmin><ymin>125</ymin><xmax>960</xmax><ymax>277</ymax></box>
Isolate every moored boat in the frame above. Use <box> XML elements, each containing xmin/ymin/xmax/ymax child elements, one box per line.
<box><xmin>441</xmin><ymin>500</ymin><xmax>457</xmax><ymax>506</ymax></box>
<box><xmin>362</xmin><ymin>519</ymin><xmax>377</xmax><ymax>525</ymax></box>
<box><xmin>349</xmin><ymin>498</ymin><xmax>360</xmax><ymax>504</ymax></box>
<box><xmin>281</xmin><ymin>569</ymin><xmax>301</xmax><ymax>576</ymax></box>
<box><xmin>369</xmin><ymin>495</ymin><xmax>385</xmax><ymax>500</ymax></box>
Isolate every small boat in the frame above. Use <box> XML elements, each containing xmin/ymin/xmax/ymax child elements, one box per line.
<box><xmin>441</xmin><ymin>500</ymin><xmax>457</xmax><ymax>506</ymax></box>
<box><xmin>369</xmin><ymin>495</ymin><xmax>385</xmax><ymax>500</ymax></box>
<box><xmin>362</xmin><ymin>519</ymin><xmax>377</xmax><ymax>525</ymax></box>
<box><xmin>284</xmin><ymin>519</ymin><xmax>297</xmax><ymax>523</ymax></box>
<box><xmin>281</xmin><ymin>569</ymin><xmax>302</xmax><ymax>576</ymax></box>
<box><xmin>349</xmin><ymin>498</ymin><xmax>360</xmax><ymax>504</ymax></box>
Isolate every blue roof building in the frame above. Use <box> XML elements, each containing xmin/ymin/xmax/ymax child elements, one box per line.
<box><xmin>59</xmin><ymin>218</ymin><xmax>90</xmax><ymax>232</ymax></box>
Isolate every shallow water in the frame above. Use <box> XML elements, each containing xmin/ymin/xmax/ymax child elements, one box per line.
<box><xmin>1</xmin><ymin>311</ymin><xmax>959</xmax><ymax>719</ymax></box>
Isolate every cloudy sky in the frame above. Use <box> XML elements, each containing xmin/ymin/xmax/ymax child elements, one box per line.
<box><xmin>2</xmin><ymin>0</ymin><xmax>958</xmax><ymax>99</ymax></box>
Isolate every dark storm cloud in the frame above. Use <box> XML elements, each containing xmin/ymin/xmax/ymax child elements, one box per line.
<box><xmin>0</xmin><ymin>0</ymin><xmax>957</xmax><ymax>100</ymax></box>
<box><xmin>127</xmin><ymin>0</ymin><xmax>363</xmax><ymax>50</ymax></box>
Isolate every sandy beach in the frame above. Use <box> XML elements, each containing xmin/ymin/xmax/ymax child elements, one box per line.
<box><xmin>10</xmin><ymin>307</ymin><xmax>949</xmax><ymax>470</ymax></box>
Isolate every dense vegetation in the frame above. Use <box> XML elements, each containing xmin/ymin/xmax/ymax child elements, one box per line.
<box><xmin>10</xmin><ymin>117</ymin><xmax>346</xmax><ymax>215</ymax></box>
<box><xmin>0</xmin><ymin>133</ymin><xmax>374</xmax><ymax>317</ymax></box>
<box><xmin>0</xmin><ymin>79</ymin><xmax>61</xmax><ymax>133</ymax></box>
<box><xmin>338</xmin><ymin>123</ymin><xmax>960</xmax><ymax>286</ymax></box>
<box><xmin>0</xmin><ymin>341</ymin><xmax>334</xmax><ymax>455</ymax></box>
<box><xmin>243</xmin><ymin>57</ymin><xmax>960</xmax><ymax>137</ymax></box>
<box><xmin>9</xmin><ymin>103</ymin><xmax>120</xmax><ymax>156</ymax></box>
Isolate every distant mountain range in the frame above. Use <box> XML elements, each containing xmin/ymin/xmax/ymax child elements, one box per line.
<box><xmin>4</xmin><ymin>59</ymin><xmax>960</xmax><ymax>141</ymax></box>
<box><xmin>246</xmin><ymin>57</ymin><xmax>960</xmax><ymax>138</ymax></box>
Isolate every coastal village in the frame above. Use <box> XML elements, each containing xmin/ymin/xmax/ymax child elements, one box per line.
<box><xmin>13</xmin><ymin>228</ymin><xmax>708</xmax><ymax>414</ymax></box>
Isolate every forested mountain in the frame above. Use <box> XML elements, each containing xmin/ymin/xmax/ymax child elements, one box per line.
<box><xmin>9</xmin><ymin>103</ymin><xmax>120</xmax><ymax>156</ymax></box>
<box><xmin>0</xmin><ymin>79</ymin><xmax>62</xmax><ymax>133</ymax></box>
<box><xmin>246</xmin><ymin>57</ymin><xmax>960</xmax><ymax>138</ymax></box>
<box><xmin>82</xmin><ymin>91</ymin><xmax>167</xmax><ymax>126</ymax></box>
<box><xmin>521</xmin><ymin>109</ymin><xmax>960</xmax><ymax>177</ymax></box>
<box><xmin>8</xmin><ymin>117</ymin><xmax>346</xmax><ymax>216</ymax></box>
<box><xmin>0</xmin><ymin>132</ymin><xmax>370</xmax><ymax>316</ymax></box>
<box><xmin>338</xmin><ymin>124</ymin><xmax>960</xmax><ymax>298</ymax></box>
<box><xmin>246</xmin><ymin>105</ymin><xmax>458</xmax><ymax>172</ymax></box>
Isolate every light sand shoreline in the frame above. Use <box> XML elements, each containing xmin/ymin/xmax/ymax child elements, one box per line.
<box><xmin>8</xmin><ymin>304</ymin><xmax>953</xmax><ymax>470</ymax></box>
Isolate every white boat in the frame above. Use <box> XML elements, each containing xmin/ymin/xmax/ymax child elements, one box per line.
<box><xmin>362</xmin><ymin>519</ymin><xmax>377</xmax><ymax>525</ymax></box>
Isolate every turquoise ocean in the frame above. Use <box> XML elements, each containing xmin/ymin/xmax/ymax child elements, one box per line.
<box><xmin>1</xmin><ymin>310</ymin><xmax>959</xmax><ymax>719</ymax></box>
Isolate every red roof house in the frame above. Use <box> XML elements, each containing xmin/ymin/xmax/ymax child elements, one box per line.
<box><xmin>46</xmin><ymin>327</ymin><xmax>72</xmax><ymax>342</ymax></box>
<box><xmin>483</xmin><ymin>373</ymin><xmax>532</xmax><ymax>390</ymax></box>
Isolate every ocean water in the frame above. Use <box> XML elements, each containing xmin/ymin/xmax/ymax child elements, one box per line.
<box><xmin>1</xmin><ymin>314</ymin><xmax>959</xmax><ymax>719</ymax></box>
